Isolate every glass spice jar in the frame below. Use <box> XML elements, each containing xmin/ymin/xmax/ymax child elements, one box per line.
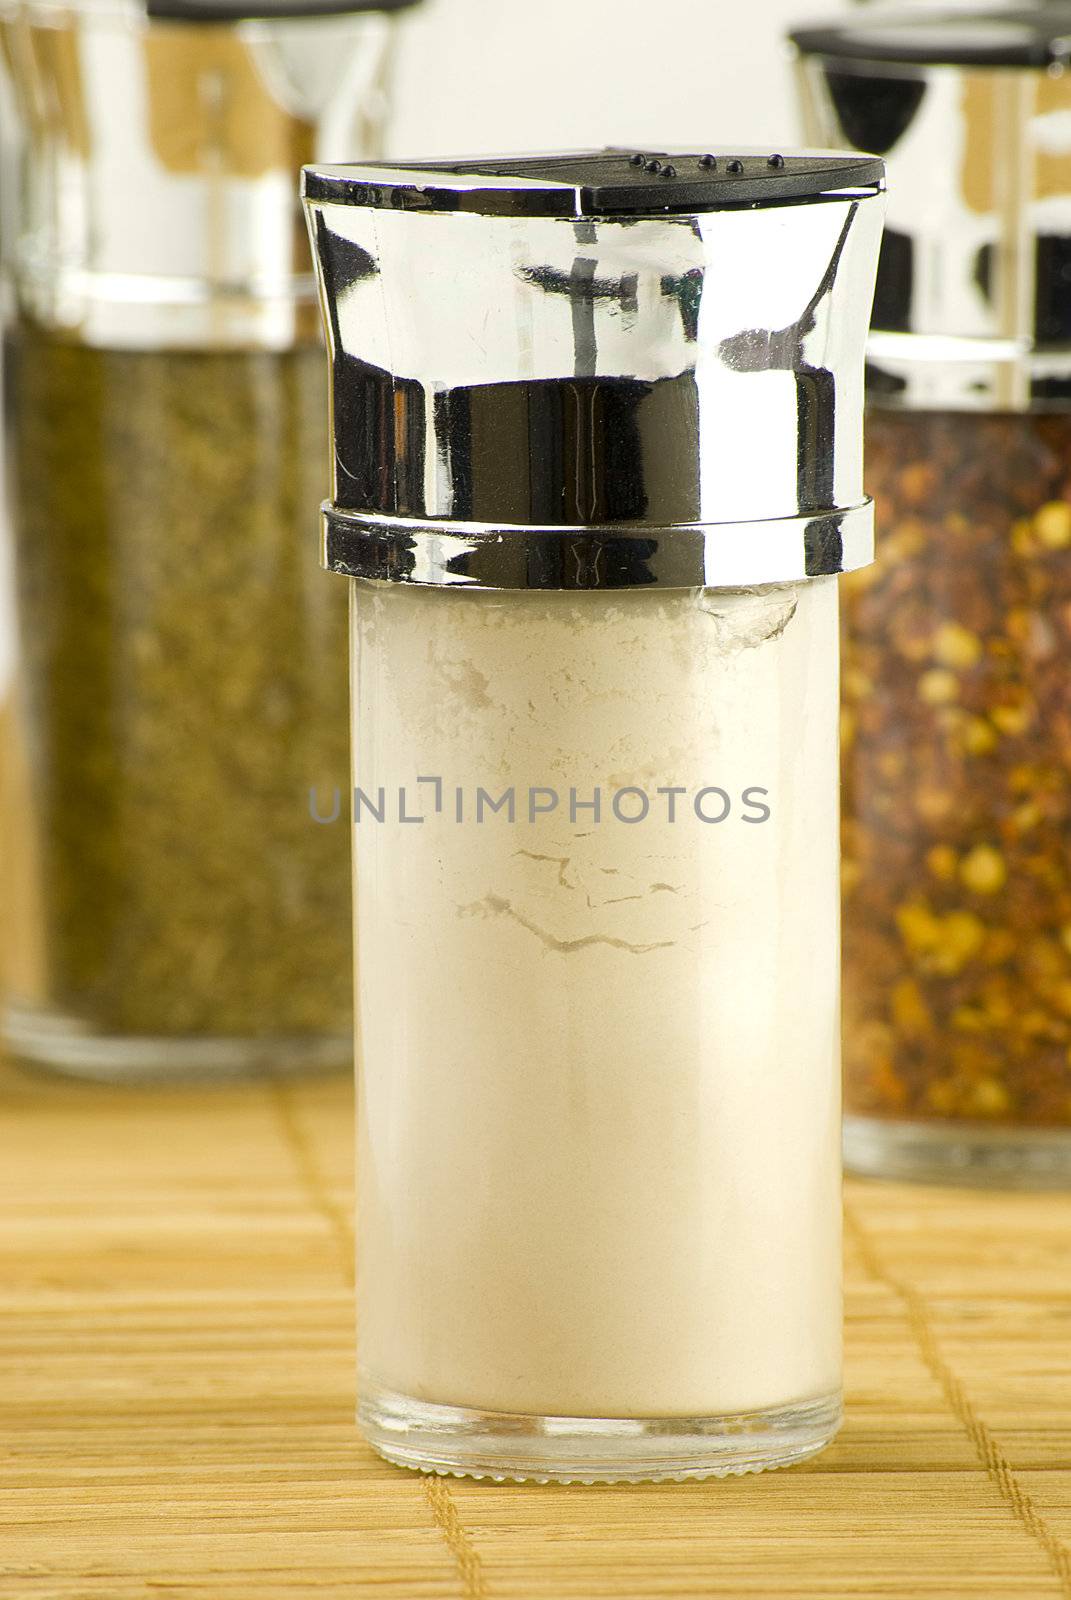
<box><xmin>304</xmin><ymin>148</ymin><xmax>885</xmax><ymax>1481</ymax></box>
<box><xmin>793</xmin><ymin>5</ymin><xmax>1071</xmax><ymax>1184</ymax></box>
<box><xmin>0</xmin><ymin>0</ymin><xmax>419</xmax><ymax>1079</ymax></box>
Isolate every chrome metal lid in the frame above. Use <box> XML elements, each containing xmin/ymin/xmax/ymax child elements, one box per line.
<box><xmin>303</xmin><ymin>148</ymin><xmax>886</xmax><ymax>590</ymax></box>
<box><xmin>302</xmin><ymin>148</ymin><xmax>887</xmax><ymax>215</ymax></box>
<box><xmin>792</xmin><ymin>6</ymin><xmax>1071</xmax><ymax>409</ymax></box>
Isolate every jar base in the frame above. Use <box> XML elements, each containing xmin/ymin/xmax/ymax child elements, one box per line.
<box><xmin>357</xmin><ymin>1380</ymin><xmax>842</xmax><ymax>1484</ymax></box>
<box><xmin>1</xmin><ymin>1000</ymin><xmax>351</xmax><ymax>1084</ymax></box>
<box><xmin>844</xmin><ymin>1113</ymin><xmax>1071</xmax><ymax>1189</ymax></box>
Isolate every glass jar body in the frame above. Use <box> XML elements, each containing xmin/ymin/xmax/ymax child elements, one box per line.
<box><xmin>842</xmin><ymin>407</ymin><xmax>1071</xmax><ymax>1184</ymax></box>
<box><xmin>348</xmin><ymin>575</ymin><xmax>844</xmax><ymax>1482</ymax></box>
<box><xmin>2</xmin><ymin>327</ymin><xmax>352</xmax><ymax>1079</ymax></box>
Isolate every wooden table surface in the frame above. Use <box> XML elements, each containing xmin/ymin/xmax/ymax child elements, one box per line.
<box><xmin>2</xmin><ymin>1058</ymin><xmax>1071</xmax><ymax>1600</ymax></box>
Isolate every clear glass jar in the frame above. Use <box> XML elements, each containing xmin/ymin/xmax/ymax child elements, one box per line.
<box><xmin>841</xmin><ymin>408</ymin><xmax>1071</xmax><ymax>1183</ymax></box>
<box><xmin>793</xmin><ymin>4</ymin><xmax>1071</xmax><ymax>1183</ymax></box>
<box><xmin>305</xmin><ymin>148</ymin><xmax>885</xmax><ymax>1480</ymax></box>
<box><xmin>349</xmin><ymin>578</ymin><xmax>844</xmax><ymax>1481</ymax></box>
<box><xmin>2</xmin><ymin>332</ymin><xmax>351</xmax><ymax>1074</ymax></box>
<box><xmin>0</xmin><ymin>0</ymin><xmax>417</xmax><ymax>1079</ymax></box>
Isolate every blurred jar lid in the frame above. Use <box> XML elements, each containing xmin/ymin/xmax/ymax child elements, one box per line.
<box><xmin>792</xmin><ymin>4</ymin><xmax>1071</xmax><ymax>409</ymax></box>
<box><xmin>791</xmin><ymin>5</ymin><xmax>1071</xmax><ymax>69</ymax></box>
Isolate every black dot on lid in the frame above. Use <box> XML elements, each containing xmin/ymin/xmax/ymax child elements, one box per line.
<box><xmin>630</xmin><ymin>153</ymin><xmax>645</xmax><ymax>166</ymax></box>
<box><xmin>645</xmin><ymin>158</ymin><xmax>663</xmax><ymax>173</ymax></box>
<box><xmin>698</xmin><ymin>153</ymin><xmax>718</xmax><ymax>169</ymax></box>
<box><xmin>768</xmin><ymin>153</ymin><xmax>785</xmax><ymax>169</ymax></box>
<box><xmin>727</xmin><ymin>159</ymin><xmax>744</xmax><ymax>174</ymax></box>
<box><xmin>662</xmin><ymin>164</ymin><xmax>677</xmax><ymax>178</ymax></box>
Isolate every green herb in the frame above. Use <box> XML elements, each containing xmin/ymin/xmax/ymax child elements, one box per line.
<box><xmin>3</xmin><ymin>325</ymin><xmax>351</xmax><ymax>1049</ymax></box>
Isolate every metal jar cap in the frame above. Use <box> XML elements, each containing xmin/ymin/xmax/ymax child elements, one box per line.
<box><xmin>0</xmin><ymin>0</ymin><xmax>418</xmax><ymax>350</ymax></box>
<box><xmin>302</xmin><ymin>148</ymin><xmax>886</xmax><ymax>590</ymax></box>
<box><xmin>792</xmin><ymin>5</ymin><xmax>1071</xmax><ymax>409</ymax></box>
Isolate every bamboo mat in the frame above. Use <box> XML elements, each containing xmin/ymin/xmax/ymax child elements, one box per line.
<box><xmin>1</xmin><ymin>1058</ymin><xmax>1070</xmax><ymax>1600</ymax></box>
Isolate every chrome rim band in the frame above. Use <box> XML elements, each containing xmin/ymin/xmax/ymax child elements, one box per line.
<box><xmin>867</xmin><ymin>331</ymin><xmax>1071</xmax><ymax>414</ymax></box>
<box><xmin>321</xmin><ymin>501</ymin><xmax>875</xmax><ymax>591</ymax></box>
<box><xmin>10</xmin><ymin>268</ymin><xmax>323</xmax><ymax>352</ymax></box>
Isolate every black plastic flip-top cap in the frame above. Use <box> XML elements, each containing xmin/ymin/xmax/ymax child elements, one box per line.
<box><xmin>301</xmin><ymin>147</ymin><xmax>886</xmax><ymax>218</ymax></box>
<box><xmin>147</xmin><ymin>0</ymin><xmax>417</xmax><ymax>22</ymax></box>
<box><xmin>791</xmin><ymin>6</ymin><xmax>1071</xmax><ymax>70</ymax></box>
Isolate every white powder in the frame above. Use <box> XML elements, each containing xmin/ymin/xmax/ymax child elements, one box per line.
<box><xmin>350</xmin><ymin>576</ymin><xmax>841</xmax><ymax>1420</ymax></box>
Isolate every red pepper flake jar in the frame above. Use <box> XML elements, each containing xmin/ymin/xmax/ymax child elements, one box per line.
<box><xmin>793</xmin><ymin>5</ymin><xmax>1071</xmax><ymax>1185</ymax></box>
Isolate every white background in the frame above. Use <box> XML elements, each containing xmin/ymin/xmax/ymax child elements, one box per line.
<box><xmin>388</xmin><ymin>0</ymin><xmax>848</xmax><ymax>157</ymax></box>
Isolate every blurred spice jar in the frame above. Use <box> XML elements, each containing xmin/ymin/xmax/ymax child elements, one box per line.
<box><xmin>0</xmin><ymin>0</ymin><xmax>419</xmax><ymax>1080</ymax></box>
<box><xmin>793</xmin><ymin>5</ymin><xmax>1071</xmax><ymax>1184</ymax></box>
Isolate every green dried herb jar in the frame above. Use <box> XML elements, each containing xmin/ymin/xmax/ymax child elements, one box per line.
<box><xmin>0</xmin><ymin>0</ymin><xmax>419</xmax><ymax>1079</ymax></box>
